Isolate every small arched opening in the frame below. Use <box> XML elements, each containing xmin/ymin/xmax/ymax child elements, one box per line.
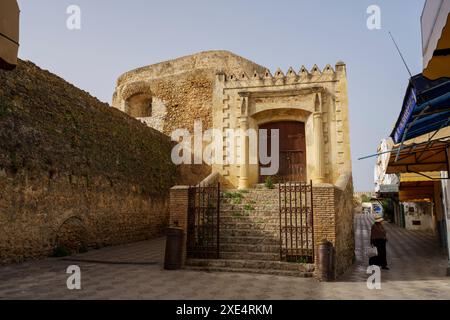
<box><xmin>125</xmin><ymin>93</ymin><xmax>153</xmax><ymax>118</ymax></box>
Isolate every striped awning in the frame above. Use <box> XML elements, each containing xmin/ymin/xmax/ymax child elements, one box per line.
<box><xmin>391</xmin><ymin>73</ymin><xmax>450</xmax><ymax>145</ymax></box>
<box><xmin>386</xmin><ymin>137</ymin><xmax>450</xmax><ymax>174</ymax></box>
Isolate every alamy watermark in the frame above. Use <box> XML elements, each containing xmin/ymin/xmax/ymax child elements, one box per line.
<box><xmin>66</xmin><ymin>265</ymin><xmax>81</xmax><ymax>290</ymax></box>
<box><xmin>66</xmin><ymin>5</ymin><xmax>81</xmax><ymax>30</ymax></box>
<box><xmin>367</xmin><ymin>5</ymin><xmax>381</xmax><ymax>30</ymax></box>
<box><xmin>171</xmin><ymin>120</ymin><xmax>280</xmax><ymax>176</ymax></box>
<box><xmin>367</xmin><ymin>265</ymin><xmax>381</xmax><ymax>290</ymax></box>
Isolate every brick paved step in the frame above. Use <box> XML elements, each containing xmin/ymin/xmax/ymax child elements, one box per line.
<box><xmin>220</xmin><ymin>218</ymin><xmax>308</xmax><ymax>226</ymax></box>
<box><xmin>220</xmin><ymin>216</ymin><xmax>280</xmax><ymax>224</ymax></box>
<box><xmin>221</xmin><ymin>201</ymin><xmax>306</xmax><ymax>208</ymax></box>
<box><xmin>219</xmin><ymin>243</ymin><xmax>280</xmax><ymax>253</ymax></box>
<box><xmin>185</xmin><ymin>265</ymin><xmax>314</xmax><ymax>278</ymax></box>
<box><xmin>220</xmin><ymin>229</ymin><xmax>280</xmax><ymax>238</ymax></box>
<box><xmin>219</xmin><ymin>210</ymin><xmax>278</xmax><ymax>217</ymax></box>
<box><xmin>186</xmin><ymin>258</ymin><xmax>315</xmax><ymax>274</ymax></box>
<box><xmin>220</xmin><ymin>222</ymin><xmax>279</xmax><ymax>231</ymax></box>
<box><xmin>218</xmin><ymin>236</ymin><xmax>280</xmax><ymax>245</ymax></box>
<box><xmin>220</xmin><ymin>251</ymin><xmax>280</xmax><ymax>261</ymax></box>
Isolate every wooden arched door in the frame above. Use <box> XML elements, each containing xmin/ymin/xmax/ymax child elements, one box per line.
<box><xmin>259</xmin><ymin>121</ymin><xmax>306</xmax><ymax>182</ymax></box>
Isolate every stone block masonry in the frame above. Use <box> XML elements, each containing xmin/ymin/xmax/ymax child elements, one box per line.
<box><xmin>0</xmin><ymin>60</ymin><xmax>178</xmax><ymax>264</ymax></box>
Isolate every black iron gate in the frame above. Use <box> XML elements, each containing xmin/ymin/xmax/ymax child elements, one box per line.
<box><xmin>187</xmin><ymin>183</ymin><xmax>220</xmax><ymax>259</ymax></box>
<box><xmin>279</xmin><ymin>180</ymin><xmax>314</xmax><ymax>263</ymax></box>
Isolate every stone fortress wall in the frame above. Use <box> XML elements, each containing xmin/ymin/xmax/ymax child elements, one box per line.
<box><xmin>0</xmin><ymin>60</ymin><xmax>177</xmax><ymax>264</ymax></box>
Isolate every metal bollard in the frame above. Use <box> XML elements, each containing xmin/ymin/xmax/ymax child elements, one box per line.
<box><xmin>318</xmin><ymin>239</ymin><xmax>334</xmax><ymax>281</ymax></box>
<box><xmin>164</xmin><ymin>227</ymin><xmax>184</xmax><ymax>270</ymax></box>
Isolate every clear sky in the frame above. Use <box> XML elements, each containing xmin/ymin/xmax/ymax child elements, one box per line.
<box><xmin>17</xmin><ymin>0</ymin><xmax>425</xmax><ymax>191</ymax></box>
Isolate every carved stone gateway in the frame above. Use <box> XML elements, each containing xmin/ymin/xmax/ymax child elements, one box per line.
<box><xmin>212</xmin><ymin>62</ymin><xmax>352</xmax><ymax>189</ymax></box>
<box><xmin>114</xmin><ymin>51</ymin><xmax>355</xmax><ymax>278</ymax></box>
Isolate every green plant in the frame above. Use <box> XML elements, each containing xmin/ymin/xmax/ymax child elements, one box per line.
<box><xmin>244</xmin><ymin>204</ymin><xmax>255</xmax><ymax>211</ymax></box>
<box><xmin>0</xmin><ymin>97</ymin><xmax>11</xmax><ymax>117</ymax></box>
<box><xmin>288</xmin><ymin>256</ymin><xmax>310</xmax><ymax>264</ymax></box>
<box><xmin>78</xmin><ymin>243</ymin><xmax>89</xmax><ymax>254</ymax></box>
<box><xmin>224</xmin><ymin>191</ymin><xmax>243</xmax><ymax>204</ymax></box>
<box><xmin>232</xmin><ymin>197</ymin><xmax>242</xmax><ymax>205</ymax></box>
<box><xmin>52</xmin><ymin>245</ymin><xmax>70</xmax><ymax>257</ymax></box>
<box><xmin>264</xmin><ymin>176</ymin><xmax>275</xmax><ymax>189</ymax></box>
<box><xmin>231</xmin><ymin>211</ymin><xmax>242</xmax><ymax>218</ymax></box>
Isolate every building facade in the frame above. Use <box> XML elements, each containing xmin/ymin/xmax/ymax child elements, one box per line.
<box><xmin>113</xmin><ymin>51</ymin><xmax>352</xmax><ymax>189</ymax></box>
<box><xmin>113</xmin><ymin>51</ymin><xmax>355</xmax><ymax>278</ymax></box>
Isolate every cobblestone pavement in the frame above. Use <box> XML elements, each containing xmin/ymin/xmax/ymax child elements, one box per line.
<box><xmin>0</xmin><ymin>215</ymin><xmax>449</xmax><ymax>300</ymax></box>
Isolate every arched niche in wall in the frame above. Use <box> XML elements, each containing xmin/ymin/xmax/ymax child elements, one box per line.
<box><xmin>120</xmin><ymin>81</ymin><xmax>153</xmax><ymax>118</ymax></box>
<box><xmin>125</xmin><ymin>93</ymin><xmax>153</xmax><ymax>118</ymax></box>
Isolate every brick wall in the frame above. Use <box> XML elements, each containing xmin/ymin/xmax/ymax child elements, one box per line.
<box><xmin>312</xmin><ymin>183</ymin><xmax>336</xmax><ymax>264</ymax></box>
<box><xmin>312</xmin><ymin>174</ymin><xmax>355</xmax><ymax>278</ymax></box>
<box><xmin>169</xmin><ymin>186</ymin><xmax>190</xmax><ymax>263</ymax></box>
<box><xmin>333</xmin><ymin>174</ymin><xmax>356</xmax><ymax>276</ymax></box>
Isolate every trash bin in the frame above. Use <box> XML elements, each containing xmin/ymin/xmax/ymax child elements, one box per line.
<box><xmin>164</xmin><ymin>227</ymin><xmax>184</xmax><ymax>270</ymax></box>
<box><xmin>318</xmin><ymin>239</ymin><xmax>334</xmax><ymax>281</ymax></box>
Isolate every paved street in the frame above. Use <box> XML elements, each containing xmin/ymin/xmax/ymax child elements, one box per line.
<box><xmin>0</xmin><ymin>214</ymin><xmax>449</xmax><ymax>300</ymax></box>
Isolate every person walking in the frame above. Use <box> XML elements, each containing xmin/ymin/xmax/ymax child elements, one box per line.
<box><xmin>370</xmin><ymin>215</ymin><xmax>389</xmax><ymax>270</ymax></box>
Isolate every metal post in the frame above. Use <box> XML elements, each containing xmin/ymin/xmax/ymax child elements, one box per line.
<box><xmin>279</xmin><ymin>182</ymin><xmax>282</xmax><ymax>261</ymax></box>
<box><xmin>217</xmin><ymin>182</ymin><xmax>220</xmax><ymax>259</ymax></box>
<box><xmin>310</xmin><ymin>180</ymin><xmax>315</xmax><ymax>262</ymax></box>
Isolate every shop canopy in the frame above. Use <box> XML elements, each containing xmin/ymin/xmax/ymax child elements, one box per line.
<box><xmin>397</xmin><ymin>172</ymin><xmax>441</xmax><ymax>202</ymax></box>
<box><xmin>385</xmin><ymin>136</ymin><xmax>450</xmax><ymax>175</ymax></box>
<box><xmin>0</xmin><ymin>0</ymin><xmax>20</xmax><ymax>70</ymax></box>
<box><xmin>398</xmin><ymin>181</ymin><xmax>435</xmax><ymax>202</ymax></box>
<box><xmin>391</xmin><ymin>73</ymin><xmax>450</xmax><ymax>145</ymax></box>
<box><xmin>422</xmin><ymin>1</ymin><xmax>450</xmax><ymax>80</ymax></box>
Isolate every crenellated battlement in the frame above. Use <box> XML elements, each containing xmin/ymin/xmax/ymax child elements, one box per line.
<box><xmin>220</xmin><ymin>62</ymin><xmax>346</xmax><ymax>87</ymax></box>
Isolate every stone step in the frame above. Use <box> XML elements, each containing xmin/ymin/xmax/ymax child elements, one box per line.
<box><xmin>220</xmin><ymin>223</ymin><xmax>279</xmax><ymax>231</ymax></box>
<box><xmin>218</xmin><ymin>236</ymin><xmax>280</xmax><ymax>245</ymax></box>
<box><xmin>220</xmin><ymin>205</ymin><xmax>277</xmax><ymax>209</ymax></box>
<box><xmin>219</xmin><ymin>216</ymin><xmax>280</xmax><ymax>224</ymax></box>
<box><xmin>220</xmin><ymin>217</ymin><xmax>306</xmax><ymax>225</ymax></box>
<box><xmin>219</xmin><ymin>243</ymin><xmax>280</xmax><ymax>253</ymax></box>
<box><xmin>185</xmin><ymin>266</ymin><xmax>314</xmax><ymax>278</ymax></box>
<box><xmin>186</xmin><ymin>258</ymin><xmax>315</xmax><ymax>273</ymax></box>
<box><xmin>220</xmin><ymin>229</ymin><xmax>280</xmax><ymax>238</ymax></box>
<box><xmin>220</xmin><ymin>241</ymin><xmax>312</xmax><ymax>252</ymax></box>
<box><xmin>219</xmin><ymin>210</ymin><xmax>278</xmax><ymax>217</ymax></box>
<box><xmin>220</xmin><ymin>251</ymin><xmax>279</xmax><ymax>261</ymax></box>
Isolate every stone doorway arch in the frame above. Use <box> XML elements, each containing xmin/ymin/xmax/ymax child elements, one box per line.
<box><xmin>54</xmin><ymin>217</ymin><xmax>90</xmax><ymax>256</ymax></box>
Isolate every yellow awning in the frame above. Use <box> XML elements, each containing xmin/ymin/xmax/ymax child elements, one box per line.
<box><xmin>423</xmin><ymin>12</ymin><xmax>450</xmax><ymax>80</ymax></box>
<box><xmin>400</xmin><ymin>172</ymin><xmax>442</xmax><ymax>182</ymax></box>
<box><xmin>0</xmin><ymin>0</ymin><xmax>20</xmax><ymax>70</ymax></box>
<box><xmin>398</xmin><ymin>181</ymin><xmax>435</xmax><ymax>202</ymax></box>
<box><xmin>386</xmin><ymin>139</ymin><xmax>449</xmax><ymax>174</ymax></box>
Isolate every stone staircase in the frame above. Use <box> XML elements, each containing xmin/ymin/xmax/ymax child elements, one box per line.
<box><xmin>186</xmin><ymin>188</ymin><xmax>315</xmax><ymax>277</ymax></box>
